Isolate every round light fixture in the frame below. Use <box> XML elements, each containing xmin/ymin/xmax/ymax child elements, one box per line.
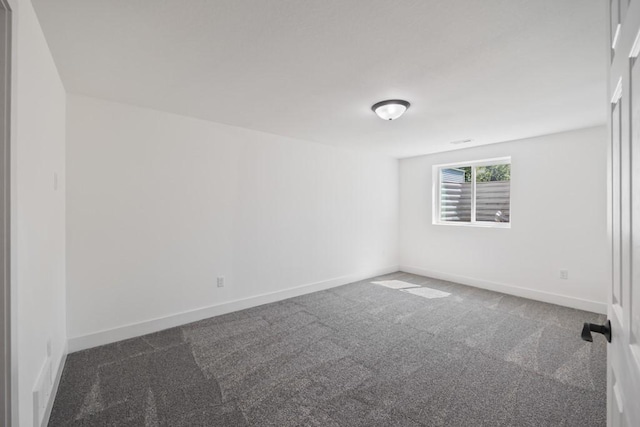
<box><xmin>371</xmin><ymin>99</ymin><xmax>410</xmax><ymax>120</ymax></box>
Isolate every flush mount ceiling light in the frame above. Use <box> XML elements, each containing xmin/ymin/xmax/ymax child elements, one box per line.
<box><xmin>371</xmin><ymin>99</ymin><xmax>410</xmax><ymax>120</ymax></box>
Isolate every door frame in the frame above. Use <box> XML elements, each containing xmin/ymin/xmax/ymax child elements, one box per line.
<box><xmin>0</xmin><ymin>0</ymin><xmax>10</xmax><ymax>425</ymax></box>
<box><xmin>607</xmin><ymin>0</ymin><xmax>640</xmax><ymax>425</ymax></box>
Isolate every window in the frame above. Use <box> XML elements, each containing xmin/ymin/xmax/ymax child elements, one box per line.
<box><xmin>433</xmin><ymin>157</ymin><xmax>511</xmax><ymax>227</ymax></box>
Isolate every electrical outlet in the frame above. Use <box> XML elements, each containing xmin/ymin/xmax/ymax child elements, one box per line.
<box><xmin>217</xmin><ymin>276</ymin><xmax>225</xmax><ymax>287</ymax></box>
<box><xmin>560</xmin><ymin>269</ymin><xmax>569</xmax><ymax>280</ymax></box>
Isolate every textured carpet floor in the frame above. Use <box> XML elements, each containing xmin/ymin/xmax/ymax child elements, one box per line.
<box><xmin>49</xmin><ymin>272</ymin><xmax>607</xmax><ymax>426</ymax></box>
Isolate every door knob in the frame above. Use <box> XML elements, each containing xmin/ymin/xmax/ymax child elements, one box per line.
<box><xmin>581</xmin><ymin>320</ymin><xmax>611</xmax><ymax>343</ymax></box>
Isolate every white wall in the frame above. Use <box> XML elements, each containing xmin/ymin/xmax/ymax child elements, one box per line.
<box><xmin>400</xmin><ymin>127</ymin><xmax>608</xmax><ymax>313</ymax></box>
<box><xmin>66</xmin><ymin>94</ymin><xmax>398</xmax><ymax>348</ymax></box>
<box><xmin>11</xmin><ymin>0</ymin><xmax>67</xmax><ymax>425</ymax></box>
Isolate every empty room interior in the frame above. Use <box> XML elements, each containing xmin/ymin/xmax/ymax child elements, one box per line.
<box><xmin>4</xmin><ymin>0</ymin><xmax>640</xmax><ymax>426</ymax></box>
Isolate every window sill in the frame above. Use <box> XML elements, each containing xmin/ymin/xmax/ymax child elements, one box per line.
<box><xmin>432</xmin><ymin>221</ymin><xmax>511</xmax><ymax>229</ymax></box>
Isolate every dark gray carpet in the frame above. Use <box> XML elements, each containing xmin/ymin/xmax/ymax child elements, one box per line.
<box><xmin>49</xmin><ymin>272</ymin><xmax>607</xmax><ymax>426</ymax></box>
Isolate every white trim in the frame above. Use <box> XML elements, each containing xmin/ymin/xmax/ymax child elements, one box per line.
<box><xmin>630</xmin><ymin>27</ymin><xmax>640</xmax><ymax>58</ymax></box>
<box><xmin>40</xmin><ymin>344</ymin><xmax>67</xmax><ymax>427</ymax></box>
<box><xmin>68</xmin><ymin>266</ymin><xmax>399</xmax><ymax>352</ymax></box>
<box><xmin>0</xmin><ymin>1</ymin><xmax>10</xmax><ymax>425</ymax></box>
<box><xmin>471</xmin><ymin>164</ymin><xmax>477</xmax><ymax>225</ymax></box>
<box><xmin>433</xmin><ymin>221</ymin><xmax>511</xmax><ymax>229</ymax></box>
<box><xmin>399</xmin><ymin>265</ymin><xmax>607</xmax><ymax>314</ymax></box>
<box><xmin>432</xmin><ymin>156</ymin><xmax>511</xmax><ymax>169</ymax></box>
<box><xmin>612</xmin><ymin>23</ymin><xmax>621</xmax><ymax>49</ymax></box>
<box><xmin>611</xmin><ymin>77</ymin><xmax>622</xmax><ymax>104</ymax></box>
<box><xmin>431</xmin><ymin>163</ymin><xmax>440</xmax><ymax>223</ymax></box>
<box><xmin>5</xmin><ymin>0</ymin><xmax>17</xmax><ymax>425</ymax></box>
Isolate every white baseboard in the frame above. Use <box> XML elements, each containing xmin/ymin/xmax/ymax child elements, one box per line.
<box><xmin>41</xmin><ymin>342</ymin><xmax>68</xmax><ymax>427</ymax></box>
<box><xmin>68</xmin><ymin>266</ymin><xmax>399</xmax><ymax>352</ymax></box>
<box><xmin>399</xmin><ymin>265</ymin><xmax>607</xmax><ymax>314</ymax></box>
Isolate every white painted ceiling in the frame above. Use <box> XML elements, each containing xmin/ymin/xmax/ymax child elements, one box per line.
<box><xmin>32</xmin><ymin>0</ymin><xmax>606</xmax><ymax>158</ymax></box>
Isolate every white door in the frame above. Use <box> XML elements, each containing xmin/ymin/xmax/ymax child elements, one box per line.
<box><xmin>607</xmin><ymin>0</ymin><xmax>640</xmax><ymax>425</ymax></box>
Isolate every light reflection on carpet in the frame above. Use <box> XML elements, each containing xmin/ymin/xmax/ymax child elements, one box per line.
<box><xmin>371</xmin><ymin>280</ymin><xmax>420</xmax><ymax>289</ymax></box>
<box><xmin>401</xmin><ymin>287</ymin><xmax>451</xmax><ymax>299</ymax></box>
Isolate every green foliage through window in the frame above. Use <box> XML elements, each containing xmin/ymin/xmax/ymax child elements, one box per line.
<box><xmin>460</xmin><ymin>164</ymin><xmax>510</xmax><ymax>182</ymax></box>
<box><xmin>475</xmin><ymin>164</ymin><xmax>510</xmax><ymax>182</ymax></box>
<box><xmin>461</xmin><ymin>167</ymin><xmax>472</xmax><ymax>182</ymax></box>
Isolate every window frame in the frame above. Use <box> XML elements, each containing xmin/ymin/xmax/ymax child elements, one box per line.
<box><xmin>432</xmin><ymin>156</ymin><xmax>511</xmax><ymax>228</ymax></box>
